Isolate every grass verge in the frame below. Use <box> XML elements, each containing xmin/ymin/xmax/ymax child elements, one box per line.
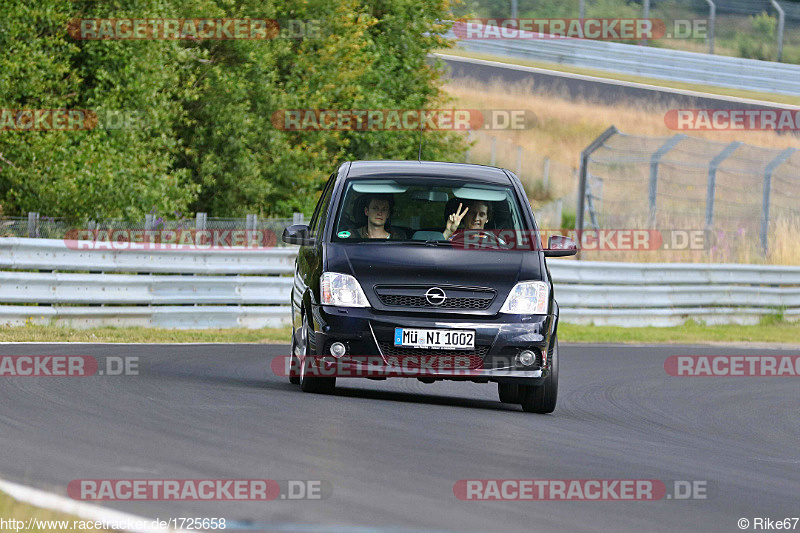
<box><xmin>0</xmin><ymin>324</ymin><xmax>292</xmax><ymax>343</ymax></box>
<box><xmin>559</xmin><ymin>319</ymin><xmax>800</xmax><ymax>345</ymax></box>
<box><xmin>0</xmin><ymin>322</ymin><xmax>797</xmax><ymax>345</ymax></box>
<box><xmin>0</xmin><ymin>490</ymin><xmax>112</xmax><ymax>533</ymax></box>
<box><xmin>437</xmin><ymin>48</ymin><xmax>800</xmax><ymax>106</ymax></box>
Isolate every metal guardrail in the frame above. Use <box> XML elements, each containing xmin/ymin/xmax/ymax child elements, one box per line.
<box><xmin>0</xmin><ymin>238</ymin><xmax>798</xmax><ymax>329</ymax></box>
<box><xmin>450</xmin><ymin>32</ymin><xmax>800</xmax><ymax>96</ymax></box>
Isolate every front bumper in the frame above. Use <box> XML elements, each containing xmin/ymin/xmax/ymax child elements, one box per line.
<box><xmin>308</xmin><ymin>305</ymin><xmax>555</xmax><ymax>384</ymax></box>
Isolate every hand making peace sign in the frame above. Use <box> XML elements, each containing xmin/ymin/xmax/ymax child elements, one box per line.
<box><xmin>443</xmin><ymin>202</ymin><xmax>469</xmax><ymax>239</ymax></box>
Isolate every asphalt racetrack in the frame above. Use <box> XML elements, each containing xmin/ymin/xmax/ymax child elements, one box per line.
<box><xmin>0</xmin><ymin>343</ymin><xmax>798</xmax><ymax>532</ymax></box>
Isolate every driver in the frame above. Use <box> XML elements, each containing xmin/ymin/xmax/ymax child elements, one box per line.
<box><xmin>356</xmin><ymin>194</ymin><xmax>405</xmax><ymax>239</ymax></box>
<box><xmin>443</xmin><ymin>200</ymin><xmax>492</xmax><ymax>240</ymax></box>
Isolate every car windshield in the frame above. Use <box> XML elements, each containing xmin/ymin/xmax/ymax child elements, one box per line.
<box><xmin>331</xmin><ymin>176</ymin><xmax>539</xmax><ymax>250</ymax></box>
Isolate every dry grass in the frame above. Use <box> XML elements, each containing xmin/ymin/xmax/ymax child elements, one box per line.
<box><xmin>444</xmin><ymin>78</ymin><xmax>800</xmax><ymax>165</ymax></box>
<box><xmin>442</xmin><ymin>79</ymin><xmax>800</xmax><ymax>264</ymax></box>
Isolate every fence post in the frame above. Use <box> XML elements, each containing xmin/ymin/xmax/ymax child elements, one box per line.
<box><xmin>511</xmin><ymin>0</ymin><xmax>518</xmax><ymax>18</ymax></box>
<box><xmin>577</xmin><ymin>126</ymin><xmax>617</xmax><ymax>237</ymax></box>
<box><xmin>761</xmin><ymin>147</ymin><xmax>795</xmax><ymax>254</ymax></box>
<box><xmin>27</xmin><ymin>212</ymin><xmax>39</xmax><ymax>238</ymax></box>
<box><xmin>641</xmin><ymin>0</ymin><xmax>650</xmax><ymax>46</ymax></box>
<box><xmin>145</xmin><ymin>214</ymin><xmax>154</xmax><ymax>231</ymax></box>
<box><xmin>705</xmin><ymin>141</ymin><xmax>741</xmax><ymax>229</ymax></box>
<box><xmin>195</xmin><ymin>212</ymin><xmax>207</xmax><ymax>231</ymax></box>
<box><xmin>516</xmin><ymin>146</ymin><xmax>523</xmax><ymax>177</ymax></box>
<box><xmin>579</xmin><ymin>0</ymin><xmax>585</xmax><ymax>20</ymax></box>
<box><xmin>543</xmin><ymin>156</ymin><xmax>550</xmax><ymax>190</ymax></box>
<box><xmin>465</xmin><ymin>130</ymin><xmax>473</xmax><ymax>163</ymax></box>
<box><xmin>705</xmin><ymin>0</ymin><xmax>716</xmax><ymax>54</ymax></box>
<box><xmin>293</xmin><ymin>212</ymin><xmax>304</xmax><ymax>225</ymax></box>
<box><xmin>649</xmin><ymin>134</ymin><xmax>686</xmax><ymax>226</ymax></box>
<box><xmin>490</xmin><ymin>137</ymin><xmax>497</xmax><ymax>166</ymax></box>
<box><xmin>771</xmin><ymin>0</ymin><xmax>785</xmax><ymax>61</ymax></box>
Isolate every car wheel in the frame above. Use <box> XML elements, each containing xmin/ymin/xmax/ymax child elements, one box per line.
<box><xmin>299</xmin><ymin>314</ymin><xmax>336</xmax><ymax>394</ymax></box>
<box><xmin>520</xmin><ymin>334</ymin><xmax>558</xmax><ymax>414</ymax></box>
<box><xmin>498</xmin><ymin>383</ymin><xmax>521</xmax><ymax>403</ymax></box>
<box><xmin>288</xmin><ymin>323</ymin><xmax>300</xmax><ymax>385</ymax></box>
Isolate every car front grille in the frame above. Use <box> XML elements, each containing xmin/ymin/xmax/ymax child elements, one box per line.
<box><xmin>375</xmin><ymin>286</ymin><xmax>495</xmax><ymax>310</ymax></box>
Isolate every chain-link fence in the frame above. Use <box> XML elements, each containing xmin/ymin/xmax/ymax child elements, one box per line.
<box><xmin>0</xmin><ymin>213</ymin><xmax>301</xmax><ymax>246</ymax></box>
<box><xmin>578</xmin><ymin>126</ymin><xmax>800</xmax><ymax>259</ymax></box>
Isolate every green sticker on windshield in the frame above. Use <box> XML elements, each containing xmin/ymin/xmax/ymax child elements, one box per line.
<box><xmin>337</xmin><ymin>231</ymin><xmax>351</xmax><ymax>238</ymax></box>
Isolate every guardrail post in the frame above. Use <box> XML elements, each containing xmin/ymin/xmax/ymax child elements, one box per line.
<box><xmin>771</xmin><ymin>0</ymin><xmax>785</xmax><ymax>61</ymax></box>
<box><xmin>761</xmin><ymin>147</ymin><xmax>795</xmax><ymax>254</ymax></box>
<box><xmin>706</xmin><ymin>141</ymin><xmax>741</xmax><ymax>229</ymax></box>
<box><xmin>705</xmin><ymin>0</ymin><xmax>716</xmax><ymax>54</ymax></box>
<box><xmin>195</xmin><ymin>212</ymin><xmax>207</xmax><ymax>231</ymax></box>
<box><xmin>649</xmin><ymin>134</ymin><xmax>686</xmax><ymax>226</ymax></box>
<box><xmin>576</xmin><ymin>126</ymin><xmax>617</xmax><ymax>237</ymax></box>
<box><xmin>27</xmin><ymin>212</ymin><xmax>39</xmax><ymax>238</ymax></box>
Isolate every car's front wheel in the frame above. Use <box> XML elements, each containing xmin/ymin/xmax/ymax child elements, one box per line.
<box><xmin>520</xmin><ymin>334</ymin><xmax>558</xmax><ymax>414</ymax></box>
<box><xmin>498</xmin><ymin>383</ymin><xmax>521</xmax><ymax>403</ymax></box>
<box><xmin>299</xmin><ymin>314</ymin><xmax>336</xmax><ymax>394</ymax></box>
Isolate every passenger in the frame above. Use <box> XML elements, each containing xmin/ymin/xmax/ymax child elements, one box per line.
<box><xmin>443</xmin><ymin>200</ymin><xmax>492</xmax><ymax>240</ymax></box>
<box><xmin>356</xmin><ymin>194</ymin><xmax>405</xmax><ymax>239</ymax></box>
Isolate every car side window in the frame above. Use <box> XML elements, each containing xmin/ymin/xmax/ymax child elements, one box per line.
<box><xmin>314</xmin><ymin>174</ymin><xmax>337</xmax><ymax>239</ymax></box>
<box><xmin>308</xmin><ymin>173</ymin><xmax>335</xmax><ymax>236</ymax></box>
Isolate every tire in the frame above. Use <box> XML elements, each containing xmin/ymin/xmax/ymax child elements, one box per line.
<box><xmin>299</xmin><ymin>314</ymin><xmax>336</xmax><ymax>394</ymax></box>
<box><xmin>520</xmin><ymin>334</ymin><xmax>558</xmax><ymax>414</ymax></box>
<box><xmin>288</xmin><ymin>324</ymin><xmax>300</xmax><ymax>385</ymax></box>
<box><xmin>498</xmin><ymin>383</ymin><xmax>521</xmax><ymax>403</ymax></box>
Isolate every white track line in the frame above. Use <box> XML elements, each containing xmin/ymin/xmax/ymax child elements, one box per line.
<box><xmin>0</xmin><ymin>478</ymin><xmax>188</xmax><ymax>533</ymax></box>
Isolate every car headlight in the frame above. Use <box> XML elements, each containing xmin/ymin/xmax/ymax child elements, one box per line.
<box><xmin>321</xmin><ymin>272</ymin><xmax>370</xmax><ymax>307</ymax></box>
<box><xmin>500</xmin><ymin>281</ymin><xmax>549</xmax><ymax>314</ymax></box>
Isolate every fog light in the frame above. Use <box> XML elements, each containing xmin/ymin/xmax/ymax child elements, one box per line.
<box><xmin>516</xmin><ymin>350</ymin><xmax>536</xmax><ymax>367</ymax></box>
<box><xmin>330</xmin><ymin>342</ymin><xmax>347</xmax><ymax>358</ymax></box>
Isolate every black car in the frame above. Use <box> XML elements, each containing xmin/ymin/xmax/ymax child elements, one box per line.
<box><xmin>282</xmin><ymin>160</ymin><xmax>577</xmax><ymax>413</ymax></box>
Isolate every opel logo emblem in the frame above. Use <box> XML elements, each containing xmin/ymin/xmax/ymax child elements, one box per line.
<box><xmin>425</xmin><ymin>287</ymin><xmax>446</xmax><ymax>306</ymax></box>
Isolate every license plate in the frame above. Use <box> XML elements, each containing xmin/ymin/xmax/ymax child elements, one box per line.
<box><xmin>394</xmin><ymin>328</ymin><xmax>475</xmax><ymax>350</ymax></box>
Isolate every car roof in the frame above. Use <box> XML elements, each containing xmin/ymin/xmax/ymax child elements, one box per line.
<box><xmin>343</xmin><ymin>160</ymin><xmax>513</xmax><ymax>185</ymax></box>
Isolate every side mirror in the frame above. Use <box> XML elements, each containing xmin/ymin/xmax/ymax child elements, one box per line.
<box><xmin>544</xmin><ymin>235</ymin><xmax>577</xmax><ymax>257</ymax></box>
<box><xmin>282</xmin><ymin>224</ymin><xmax>314</xmax><ymax>246</ymax></box>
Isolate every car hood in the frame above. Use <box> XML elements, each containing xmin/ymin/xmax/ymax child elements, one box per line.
<box><xmin>325</xmin><ymin>243</ymin><xmax>544</xmax><ymax>314</ymax></box>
